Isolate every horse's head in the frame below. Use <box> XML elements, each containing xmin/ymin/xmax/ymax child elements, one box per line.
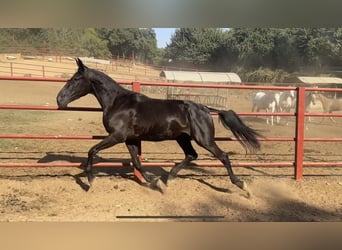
<box><xmin>57</xmin><ymin>58</ymin><xmax>93</xmax><ymax>109</ymax></box>
<box><xmin>311</xmin><ymin>91</ymin><xmax>319</xmax><ymax>105</ymax></box>
<box><xmin>290</xmin><ymin>90</ymin><xmax>296</xmax><ymax>99</ymax></box>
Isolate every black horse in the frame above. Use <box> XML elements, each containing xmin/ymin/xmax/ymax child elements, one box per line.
<box><xmin>57</xmin><ymin>58</ymin><xmax>261</xmax><ymax>193</ymax></box>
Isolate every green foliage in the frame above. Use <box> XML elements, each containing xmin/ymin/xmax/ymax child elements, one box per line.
<box><xmin>79</xmin><ymin>29</ymin><xmax>111</xmax><ymax>58</ymax></box>
<box><xmin>0</xmin><ymin>28</ymin><xmax>112</xmax><ymax>57</ymax></box>
<box><xmin>2</xmin><ymin>28</ymin><xmax>342</xmax><ymax>82</ymax></box>
<box><xmin>239</xmin><ymin>67</ymin><xmax>291</xmax><ymax>83</ymax></box>
<box><xmin>229</xmin><ymin>28</ymin><xmax>276</xmax><ymax>69</ymax></box>
<box><xmin>0</xmin><ymin>28</ymin><xmax>157</xmax><ymax>62</ymax></box>
<box><xmin>164</xmin><ymin>28</ymin><xmax>225</xmax><ymax>66</ymax></box>
<box><xmin>0</xmin><ymin>28</ymin><xmax>47</xmax><ymax>54</ymax></box>
<box><xmin>164</xmin><ymin>27</ymin><xmax>342</xmax><ymax>78</ymax></box>
<box><xmin>96</xmin><ymin>28</ymin><xmax>157</xmax><ymax>63</ymax></box>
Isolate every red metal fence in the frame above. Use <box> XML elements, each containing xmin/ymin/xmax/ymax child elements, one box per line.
<box><xmin>0</xmin><ymin>59</ymin><xmax>160</xmax><ymax>80</ymax></box>
<box><xmin>1</xmin><ymin>76</ymin><xmax>342</xmax><ymax>181</ymax></box>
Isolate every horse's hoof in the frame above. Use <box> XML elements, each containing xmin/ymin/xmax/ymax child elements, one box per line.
<box><xmin>241</xmin><ymin>180</ymin><xmax>247</xmax><ymax>190</ymax></box>
<box><xmin>166</xmin><ymin>174</ymin><xmax>176</xmax><ymax>185</ymax></box>
<box><xmin>150</xmin><ymin>177</ymin><xmax>167</xmax><ymax>193</ymax></box>
<box><xmin>234</xmin><ymin>179</ymin><xmax>248</xmax><ymax>191</ymax></box>
<box><xmin>87</xmin><ymin>174</ymin><xmax>95</xmax><ymax>187</ymax></box>
<box><xmin>236</xmin><ymin>181</ymin><xmax>253</xmax><ymax>198</ymax></box>
<box><xmin>233</xmin><ymin>179</ymin><xmax>244</xmax><ymax>189</ymax></box>
<box><xmin>160</xmin><ymin>174</ymin><xmax>169</xmax><ymax>185</ymax></box>
<box><xmin>246</xmin><ymin>190</ymin><xmax>253</xmax><ymax>199</ymax></box>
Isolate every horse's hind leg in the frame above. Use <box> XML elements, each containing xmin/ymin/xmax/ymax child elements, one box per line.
<box><xmin>198</xmin><ymin>140</ymin><xmax>245</xmax><ymax>191</ymax></box>
<box><xmin>251</xmin><ymin>103</ymin><xmax>256</xmax><ymax>112</ymax></box>
<box><xmin>329</xmin><ymin>112</ymin><xmax>337</xmax><ymax>123</ymax></box>
<box><xmin>168</xmin><ymin>134</ymin><xmax>198</xmax><ymax>182</ymax></box>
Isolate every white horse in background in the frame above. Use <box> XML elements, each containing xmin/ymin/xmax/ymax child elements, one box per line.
<box><xmin>278</xmin><ymin>90</ymin><xmax>296</xmax><ymax>125</ymax></box>
<box><xmin>252</xmin><ymin>90</ymin><xmax>318</xmax><ymax>128</ymax></box>
<box><xmin>278</xmin><ymin>91</ymin><xmax>317</xmax><ymax>123</ymax></box>
<box><xmin>315</xmin><ymin>92</ymin><xmax>342</xmax><ymax>123</ymax></box>
<box><xmin>252</xmin><ymin>91</ymin><xmax>280</xmax><ymax>126</ymax></box>
<box><xmin>305</xmin><ymin>92</ymin><xmax>317</xmax><ymax>122</ymax></box>
<box><xmin>279</xmin><ymin>90</ymin><xmax>296</xmax><ymax>112</ymax></box>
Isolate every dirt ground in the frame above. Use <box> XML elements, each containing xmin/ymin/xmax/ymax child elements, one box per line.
<box><xmin>0</xmin><ymin>80</ymin><xmax>341</xmax><ymax>222</ymax></box>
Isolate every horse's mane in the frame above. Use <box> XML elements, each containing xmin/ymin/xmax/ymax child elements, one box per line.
<box><xmin>87</xmin><ymin>67</ymin><xmax>128</xmax><ymax>92</ymax></box>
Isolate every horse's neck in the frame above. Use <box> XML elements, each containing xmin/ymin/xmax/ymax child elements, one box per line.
<box><xmin>318</xmin><ymin>94</ymin><xmax>330</xmax><ymax>111</ymax></box>
<box><xmin>89</xmin><ymin>72</ymin><xmax>129</xmax><ymax>110</ymax></box>
<box><xmin>305</xmin><ymin>94</ymin><xmax>312</xmax><ymax>104</ymax></box>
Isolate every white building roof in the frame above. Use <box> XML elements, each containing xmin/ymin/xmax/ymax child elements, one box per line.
<box><xmin>160</xmin><ymin>71</ymin><xmax>241</xmax><ymax>83</ymax></box>
<box><xmin>298</xmin><ymin>76</ymin><xmax>342</xmax><ymax>85</ymax></box>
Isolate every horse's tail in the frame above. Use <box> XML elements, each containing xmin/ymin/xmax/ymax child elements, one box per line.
<box><xmin>209</xmin><ymin>107</ymin><xmax>262</xmax><ymax>153</ymax></box>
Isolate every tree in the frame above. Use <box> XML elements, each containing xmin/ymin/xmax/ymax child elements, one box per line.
<box><xmin>164</xmin><ymin>28</ymin><xmax>225</xmax><ymax>67</ymax></box>
<box><xmin>44</xmin><ymin>28</ymin><xmax>83</xmax><ymax>54</ymax></box>
<box><xmin>227</xmin><ymin>28</ymin><xmax>278</xmax><ymax>69</ymax></box>
<box><xmin>0</xmin><ymin>28</ymin><xmax>47</xmax><ymax>54</ymax></box>
<box><xmin>291</xmin><ymin>28</ymin><xmax>340</xmax><ymax>71</ymax></box>
<box><xmin>96</xmin><ymin>28</ymin><xmax>157</xmax><ymax>63</ymax></box>
<box><xmin>79</xmin><ymin>29</ymin><xmax>111</xmax><ymax>58</ymax></box>
<box><xmin>130</xmin><ymin>28</ymin><xmax>157</xmax><ymax>63</ymax></box>
<box><xmin>331</xmin><ymin>28</ymin><xmax>342</xmax><ymax>65</ymax></box>
<box><xmin>3</xmin><ymin>27</ymin><xmax>342</xmax><ymax>80</ymax></box>
<box><xmin>271</xmin><ymin>29</ymin><xmax>301</xmax><ymax>71</ymax></box>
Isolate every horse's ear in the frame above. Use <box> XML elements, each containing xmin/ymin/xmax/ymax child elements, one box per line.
<box><xmin>75</xmin><ymin>58</ymin><xmax>86</xmax><ymax>72</ymax></box>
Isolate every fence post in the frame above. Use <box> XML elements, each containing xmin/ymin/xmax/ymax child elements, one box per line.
<box><xmin>131</xmin><ymin>81</ymin><xmax>144</xmax><ymax>183</ymax></box>
<box><xmin>294</xmin><ymin>87</ymin><xmax>306</xmax><ymax>180</ymax></box>
<box><xmin>132</xmin><ymin>81</ymin><xmax>141</xmax><ymax>93</ymax></box>
<box><xmin>42</xmin><ymin>65</ymin><xmax>45</xmax><ymax>78</ymax></box>
<box><xmin>10</xmin><ymin>62</ymin><xmax>13</xmax><ymax>76</ymax></box>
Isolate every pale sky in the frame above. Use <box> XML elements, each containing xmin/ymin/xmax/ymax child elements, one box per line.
<box><xmin>153</xmin><ymin>28</ymin><xmax>177</xmax><ymax>48</ymax></box>
<box><xmin>153</xmin><ymin>28</ymin><xmax>229</xmax><ymax>48</ymax></box>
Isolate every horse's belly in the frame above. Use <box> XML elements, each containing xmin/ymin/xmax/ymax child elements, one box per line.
<box><xmin>131</xmin><ymin>119</ymin><xmax>189</xmax><ymax>141</ymax></box>
<box><xmin>129</xmin><ymin>131</ymin><xmax>182</xmax><ymax>141</ymax></box>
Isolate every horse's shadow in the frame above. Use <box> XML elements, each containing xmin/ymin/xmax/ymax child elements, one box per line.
<box><xmin>38</xmin><ymin>153</ymin><xmax>169</xmax><ymax>192</ymax></box>
<box><xmin>38</xmin><ymin>153</ymin><xmax>235</xmax><ymax>193</ymax></box>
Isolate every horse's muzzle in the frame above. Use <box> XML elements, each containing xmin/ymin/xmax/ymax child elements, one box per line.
<box><xmin>56</xmin><ymin>95</ymin><xmax>68</xmax><ymax>109</ymax></box>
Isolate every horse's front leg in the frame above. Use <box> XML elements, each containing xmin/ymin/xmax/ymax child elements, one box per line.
<box><xmin>86</xmin><ymin>134</ymin><xmax>119</xmax><ymax>186</ymax></box>
<box><xmin>125</xmin><ymin>141</ymin><xmax>165</xmax><ymax>192</ymax></box>
<box><xmin>266</xmin><ymin>108</ymin><xmax>272</xmax><ymax>125</ymax></box>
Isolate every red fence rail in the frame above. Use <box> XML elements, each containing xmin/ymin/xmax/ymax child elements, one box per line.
<box><xmin>1</xmin><ymin>76</ymin><xmax>342</xmax><ymax>181</ymax></box>
<box><xmin>0</xmin><ymin>59</ymin><xmax>161</xmax><ymax>81</ymax></box>
<box><xmin>0</xmin><ymin>54</ymin><xmax>204</xmax><ymax>77</ymax></box>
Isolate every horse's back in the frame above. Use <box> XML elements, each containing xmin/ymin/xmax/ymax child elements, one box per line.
<box><xmin>120</xmin><ymin>96</ymin><xmax>195</xmax><ymax>140</ymax></box>
<box><xmin>329</xmin><ymin>97</ymin><xmax>342</xmax><ymax>112</ymax></box>
<box><xmin>253</xmin><ymin>92</ymin><xmax>266</xmax><ymax>101</ymax></box>
<box><xmin>253</xmin><ymin>91</ymin><xmax>277</xmax><ymax>109</ymax></box>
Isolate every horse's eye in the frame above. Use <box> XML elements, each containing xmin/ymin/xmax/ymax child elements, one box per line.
<box><xmin>74</xmin><ymin>75</ymin><xmax>82</xmax><ymax>81</ymax></box>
